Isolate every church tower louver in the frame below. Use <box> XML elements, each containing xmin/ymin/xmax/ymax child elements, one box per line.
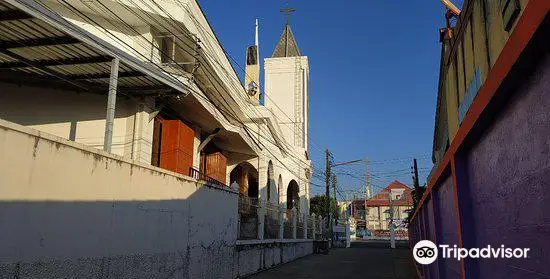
<box><xmin>244</xmin><ymin>19</ymin><xmax>260</xmax><ymax>105</ymax></box>
<box><xmin>264</xmin><ymin>10</ymin><xmax>309</xmax><ymax>150</ymax></box>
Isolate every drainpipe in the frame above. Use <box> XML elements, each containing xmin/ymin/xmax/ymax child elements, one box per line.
<box><xmin>103</xmin><ymin>58</ymin><xmax>120</xmax><ymax>153</ymax></box>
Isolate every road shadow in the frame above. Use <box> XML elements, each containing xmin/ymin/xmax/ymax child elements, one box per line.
<box><xmin>248</xmin><ymin>240</ymin><xmax>418</xmax><ymax>279</ymax></box>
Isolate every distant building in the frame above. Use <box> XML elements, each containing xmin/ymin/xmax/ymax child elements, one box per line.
<box><xmin>365</xmin><ymin>181</ymin><xmax>412</xmax><ymax>234</ymax></box>
<box><xmin>345</xmin><ymin>181</ymin><xmax>412</xmax><ymax>238</ymax></box>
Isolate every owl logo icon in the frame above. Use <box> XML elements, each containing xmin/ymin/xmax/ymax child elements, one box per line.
<box><xmin>416</xmin><ymin>246</ymin><xmax>436</xmax><ymax>258</ymax></box>
<box><xmin>413</xmin><ymin>240</ymin><xmax>438</xmax><ymax>265</ymax></box>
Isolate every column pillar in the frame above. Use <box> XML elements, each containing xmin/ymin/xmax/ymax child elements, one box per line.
<box><xmin>319</xmin><ymin>216</ymin><xmax>324</xmax><ymax>238</ymax></box>
<box><xmin>258</xmin><ymin>198</ymin><xmax>265</xmax><ymax>240</ymax></box>
<box><xmin>291</xmin><ymin>207</ymin><xmax>297</xmax><ymax>239</ymax></box>
<box><xmin>311</xmin><ymin>213</ymin><xmax>316</xmax><ymax>239</ymax></box>
<box><xmin>303</xmin><ymin>212</ymin><xmax>308</xmax><ymax>239</ymax></box>
<box><xmin>279</xmin><ymin>204</ymin><xmax>285</xmax><ymax>240</ymax></box>
<box><xmin>103</xmin><ymin>58</ymin><xmax>120</xmax><ymax>152</ymax></box>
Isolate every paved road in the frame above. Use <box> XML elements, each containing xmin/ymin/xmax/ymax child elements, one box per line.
<box><xmin>248</xmin><ymin>240</ymin><xmax>418</xmax><ymax>279</ymax></box>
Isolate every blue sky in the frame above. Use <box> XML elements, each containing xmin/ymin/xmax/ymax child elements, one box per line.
<box><xmin>199</xmin><ymin>1</ymin><xmax>451</xmax><ymax>197</ymax></box>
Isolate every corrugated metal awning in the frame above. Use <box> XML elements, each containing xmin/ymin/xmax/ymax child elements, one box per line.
<box><xmin>0</xmin><ymin>0</ymin><xmax>190</xmax><ymax>97</ymax></box>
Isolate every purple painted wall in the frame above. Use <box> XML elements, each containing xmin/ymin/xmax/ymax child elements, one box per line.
<box><xmin>426</xmin><ymin>199</ymin><xmax>439</xmax><ymax>279</ymax></box>
<box><xmin>410</xmin><ymin>27</ymin><xmax>549</xmax><ymax>278</ymax></box>
<box><xmin>458</xmin><ymin>53</ymin><xmax>550</xmax><ymax>279</ymax></box>
<box><xmin>433</xmin><ymin>176</ymin><xmax>460</xmax><ymax>279</ymax></box>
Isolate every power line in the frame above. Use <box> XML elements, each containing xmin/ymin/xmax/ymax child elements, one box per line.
<box><xmin>32</xmin><ymin>2</ymin><xmax>431</xmax><ymax>198</ymax></box>
<box><xmin>177</xmin><ymin>4</ymin><xmax>326</xmax><ymax>155</ymax></box>
<box><xmin>135</xmin><ymin>2</ymin><xmax>328</xmax><ymax>172</ymax></box>
<box><xmin>40</xmin><ymin>1</ymin><xmax>319</xmax><ymax>190</ymax></box>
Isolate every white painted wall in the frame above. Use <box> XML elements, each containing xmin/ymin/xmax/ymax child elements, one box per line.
<box><xmin>6</xmin><ymin>0</ymin><xmax>313</xmax><ymax>220</ymax></box>
<box><xmin>264</xmin><ymin>56</ymin><xmax>309</xmax><ymax>150</ymax></box>
<box><xmin>38</xmin><ymin>0</ymin><xmax>312</xmax><ymax>211</ymax></box>
<box><xmin>0</xmin><ymin>119</ymin><xmax>238</xmax><ymax>278</ymax></box>
<box><xmin>0</xmin><ymin>83</ymin><xmax>154</xmax><ymax>164</ymax></box>
<box><xmin>262</xmin><ymin>56</ymin><xmax>311</xmax><ymax>213</ymax></box>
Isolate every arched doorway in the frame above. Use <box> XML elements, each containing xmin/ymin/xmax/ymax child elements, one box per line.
<box><xmin>287</xmin><ymin>180</ymin><xmax>300</xmax><ymax>211</ymax></box>
<box><xmin>230</xmin><ymin>162</ymin><xmax>258</xmax><ymax>198</ymax></box>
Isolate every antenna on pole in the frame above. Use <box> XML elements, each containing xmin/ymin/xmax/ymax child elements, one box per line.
<box><xmin>254</xmin><ymin>19</ymin><xmax>259</xmax><ymax>47</ymax></box>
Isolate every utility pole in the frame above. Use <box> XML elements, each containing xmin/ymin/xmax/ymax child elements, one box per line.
<box><xmin>412</xmin><ymin>158</ymin><xmax>420</xmax><ymax>191</ymax></box>
<box><xmin>365</xmin><ymin>159</ymin><xmax>371</xmax><ymax>199</ymax></box>
<box><xmin>325</xmin><ymin>155</ymin><xmax>363</xmax><ymax>243</ymax></box>
<box><xmin>389</xmin><ymin>193</ymin><xmax>396</xmax><ymax>249</ymax></box>
<box><xmin>364</xmin><ymin>159</ymin><xmax>370</xmax><ymax>231</ymax></box>
<box><xmin>325</xmin><ymin>149</ymin><xmax>331</xmax><ymax>239</ymax></box>
<box><xmin>412</xmin><ymin>158</ymin><xmax>420</xmax><ymax>207</ymax></box>
<box><xmin>332</xmin><ymin>174</ymin><xmax>337</xmax><ymax>225</ymax></box>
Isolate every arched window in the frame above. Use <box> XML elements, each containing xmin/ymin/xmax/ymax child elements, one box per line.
<box><xmin>287</xmin><ymin>180</ymin><xmax>300</xmax><ymax>211</ymax></box>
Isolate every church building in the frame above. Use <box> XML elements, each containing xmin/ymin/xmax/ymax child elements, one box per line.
<box><xmin>236</xmin><ymin>12</ymin><xmax>311</xmax><ymax>213</ymax></box>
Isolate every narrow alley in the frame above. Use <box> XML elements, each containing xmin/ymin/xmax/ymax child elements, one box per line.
<box><xmin>0</xmin><ymin>0</ymin><xmax>548</xmax><ymax>278</ymax></box>
<box><xmin>249</xmin><ymin>241</ymin><xmax>418</xmax><ymax>279</ymax></box>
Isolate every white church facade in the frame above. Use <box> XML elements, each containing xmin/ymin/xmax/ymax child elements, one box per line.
<box><xmin>239</xmin><ymin>15</ymin><xmax>312</xmax><ymax>213</ymax></box>
<box><xmin>0</xmin><ymin>0</ymin><xmax>312</xmax><ymax>213</ymax></box>
<box><xmin>0</xmin><ymin>0</ymin><xmax>317</xmax><ymax>276</ymax></box>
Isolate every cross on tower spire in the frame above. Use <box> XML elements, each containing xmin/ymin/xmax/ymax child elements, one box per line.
<box><xmin>280</xmin><ymin>7</ymin><xmax>295</xmax><ymax>25</ymax></box>
<box><xmin>272</xmin><ymin>5</ymin><xmax>300</xmax><ymax>57</ymax></box>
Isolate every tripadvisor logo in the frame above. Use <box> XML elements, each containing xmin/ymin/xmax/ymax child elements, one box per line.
<box><xmin>413</xmin><ymin>240</ymin><xmax>438</xmax><ymax>265</ymax></box>
<box><xmin>413</xmin><ymin>240</ymin><xmax>530</xmax><ymax>265</ymax></box>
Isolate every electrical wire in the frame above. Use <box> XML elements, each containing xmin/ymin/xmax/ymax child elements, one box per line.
<box><xmin>176</xmin><ymin>3</ymin><xmax>326</xmax><ymax>155</ymax></box>
<box><xmin>33</xmin><ymin>1</ymin><xmax>319</xmax><ymax>188</ymax></box>
<box><xmin>18</xmin><ymin>2</ymin><xmax>431</xmax><ymax>195</ymax></box>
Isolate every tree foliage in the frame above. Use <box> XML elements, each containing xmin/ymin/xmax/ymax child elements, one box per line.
<box><xmin>310</xmin><ymin>195</ymin><xmax>337</xmax><ymax>218</ymax></box>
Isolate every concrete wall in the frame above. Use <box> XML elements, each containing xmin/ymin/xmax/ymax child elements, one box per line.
<box><xmin>458</xmin><ymin>52</ymin><xmax>550</xmax><ymax>279</ymax></box>
<box><xmin>0</xmin><ymin>119</ymin><xmax>238</xmax><ymax>278</ymax></box>
<box><xmin>0</xmin><ymin>83</ymin><xmax>154</xmax><ymax>164</ymax></box>
<box><xmin>424</xmin><ymin>199</ymin><xmax>437</xmax><ymax>279</ymax></box>
<box><xmin>234</xmin><ymin>241</ymin><xmax>313</xmax><ymax>278</ymax></box>
<box><xmin>412</xmin><ymin>38</ymin><xmax>549</xmax><ymax>279</ymax></box>
<box><xmin>433</xmin><ymin>176</ymin><xmax>460</xmax><ymax>279</ymax></box>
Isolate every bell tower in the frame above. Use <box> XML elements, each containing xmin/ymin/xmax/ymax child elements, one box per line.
<box><xmin>245</xmin><ymin>19</ymin><xmax>261</xmax><ymax>105</ymax></box>
<box><xmin>264</xmin><ymin>8</ymin><xmax>309</xmax><ymax>149</ymax></box>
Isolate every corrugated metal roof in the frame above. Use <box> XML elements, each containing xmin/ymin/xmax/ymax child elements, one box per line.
<box><xmin>0</xmin><ymin>1</ymin><xmax>190</xmax><ymax>97</ymax></box>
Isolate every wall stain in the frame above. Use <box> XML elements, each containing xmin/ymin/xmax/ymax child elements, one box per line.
<box><xmin>92</xmin><ymin>153</ymin><xmax>103</xmax><ymax>163</ymax></box>
<box><xmin>32</xmin><ymin>137</ymin><xmax>39</xmax><ymax>158</ymax></box>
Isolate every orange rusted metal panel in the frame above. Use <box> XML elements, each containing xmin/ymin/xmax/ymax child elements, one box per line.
<box><xmin>159</xmin><ymin>120</ymin><xmax>195</xmax><ymax>176</ymax></box>
<box><xmin>205</xmin><ymin>151</ymin><xmax>227</xmax><ymax>185</ymax></box>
